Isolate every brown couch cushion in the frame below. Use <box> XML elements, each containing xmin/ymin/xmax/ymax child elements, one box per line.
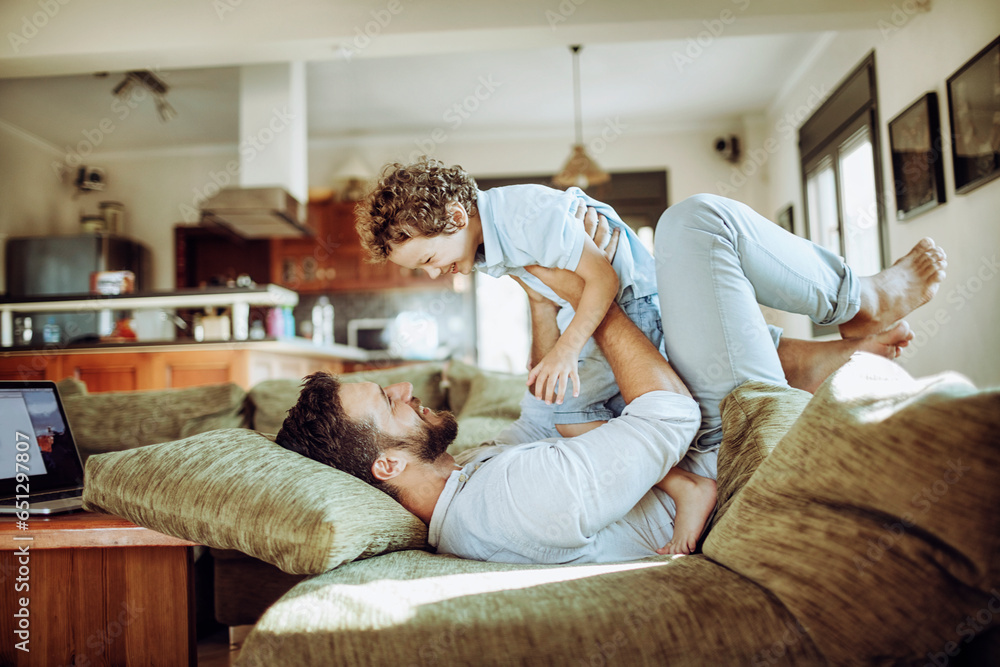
<box><xmin>704</xmin><ymin>353</ymin><xmax>1000</xmax><ymax>664</ymax></box>
<box><xmin>712</xmin><ymin>381</ymin><xmax>812</xmax><ymax>529</ymax></box>
<box><xmin>241</xmin><ymin>550</ymin><xmax>826</xmax><ymax>666</ymax></box>
<box><xmin>83</xmin><ymin>428</ymin><xmax>427</xmax><ymax>574</ymax></box>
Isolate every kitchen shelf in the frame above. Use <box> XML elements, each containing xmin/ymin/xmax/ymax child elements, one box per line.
<box><xmin>0</xmin><ymin>284</ymin><xmax>298</xmax><ymax>347</ymax></box>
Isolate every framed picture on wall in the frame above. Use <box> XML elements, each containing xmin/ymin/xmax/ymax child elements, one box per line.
<box><xmin>776</xmin><ymin>204</ymin><xmax>794</xmax><ymax>235</ymax></box>
<box><xmin>946</xmin><ymin>35</ymin><xmax>1000</xmax><ymax>194</ymax></box>
<box><xmin>888</xmin><ymin>92</ymin><xmax>947</xmax><ymax>220</ymax></box>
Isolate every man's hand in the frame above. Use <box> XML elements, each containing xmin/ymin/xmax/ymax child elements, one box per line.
<box><xmin>574</xmin><ymin>201</ymin><xmax>620</xmax><ymax>264</ymax></box>
<box><xmin>527</xmin><ymin>340</ymin><xmax>580</xmax><ymax>405</ymax></box>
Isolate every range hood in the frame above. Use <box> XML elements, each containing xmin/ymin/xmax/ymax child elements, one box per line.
<box><xmin>200</xmin><ymin>63</ymin><xmax>312</xmax><ymax>238</ymax></box>
<box><xmin>201</xmin><ymin>186</ymin><xmax>309</xmax><ymax>238</ymax></box>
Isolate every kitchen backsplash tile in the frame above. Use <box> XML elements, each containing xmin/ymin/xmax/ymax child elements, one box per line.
<box><xmin>294</xmin><ymin>286</ymin><xmax>477</xmax><ymax>362</ymax></box>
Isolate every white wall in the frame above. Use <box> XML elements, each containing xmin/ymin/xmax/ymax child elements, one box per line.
<box><xmin>752</xmin><ymin>0</ymin><xmax>1000</xmax><ymax>387</ymax></box>
<box><xmin>309</xmin><ymin>120</ymin><xmax>758</xmax><ymax>206</ymax></box>
<box><xmin>95</xmin><ymin>146</ymin><xmax>241</xmax><ymax>289</ymax></box>
<box><xmin>0</xmin><ymin>122</ymin><xmax>79</xmax><ymax>291</ymax></box>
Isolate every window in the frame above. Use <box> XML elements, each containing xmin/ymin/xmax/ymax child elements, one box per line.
<box><xmin>800</xmin><ymin>53</ymin><xmax>887</xmax><ymax>333</ymax></box>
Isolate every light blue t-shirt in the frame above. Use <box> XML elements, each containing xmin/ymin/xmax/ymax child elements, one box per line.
<box><xmin>474</xmin><ymin>184</ymin><xmax>658</xmax><ymax>311</ymax></box>
<box><xmin>427</xmin><ymin>390</ymin><xmax>700</xmax><ymax>564</ymax></box>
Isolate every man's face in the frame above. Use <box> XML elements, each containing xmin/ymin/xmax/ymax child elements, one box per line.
<box><xmin>338</xmin><ymin>381</ymin><xmax>458</xmax><ymax>460</ymax></box>
<box><xmin>387</xmin><ymin>204</ymin><xmax>479</xmax><ymax>279</ymax></box>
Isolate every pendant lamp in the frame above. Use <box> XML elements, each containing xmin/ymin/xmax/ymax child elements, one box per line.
<box><xmin>552</xmin><ymin>45</ymin><xmax>610</xmax><ymax>190</ymax></box>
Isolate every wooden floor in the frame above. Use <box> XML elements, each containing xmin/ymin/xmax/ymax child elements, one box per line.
<box><xmin>197</xmin><ymin>629</ymin><xmax>241</xmax><ymax>667</ymax></box>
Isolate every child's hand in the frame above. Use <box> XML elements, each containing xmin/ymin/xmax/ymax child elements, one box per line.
<box><xmin>527</xmin><ymin>342</ymin><xmax>580</xmax><ymax>405</ymax></box>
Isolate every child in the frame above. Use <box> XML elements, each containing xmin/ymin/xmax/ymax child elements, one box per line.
<box><xmin>356</xmin><ymin>157</ymin><xmax>716</xmax><ymax>555</ymax></box>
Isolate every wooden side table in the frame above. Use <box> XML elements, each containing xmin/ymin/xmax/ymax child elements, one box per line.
<box><xmin>0</xmin><ymin>511</ymin><xmax>198</xmax><ymax>667</ymax></box>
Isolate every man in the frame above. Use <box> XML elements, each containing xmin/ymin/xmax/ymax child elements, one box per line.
<box><xmin>277</xmin><ymin>194</ymin><xmax>946</xmax><ymax>564</ymax></box>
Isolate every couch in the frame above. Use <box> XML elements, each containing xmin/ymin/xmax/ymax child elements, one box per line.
<box><xmin>61</xmin><ymin>361</ymin><xmax>526</xmax><ymax>630</ymax></box>
<box><xmin>72</xmin><ymin>353</ymin><xmax>1000</xmax><ymax>666</ymax></box>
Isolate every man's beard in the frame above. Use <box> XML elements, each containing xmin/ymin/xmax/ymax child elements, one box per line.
<box><xmin>407</xmin><ymin>410</ymin><xmax>459</xmax><ymax>462</ymax></box>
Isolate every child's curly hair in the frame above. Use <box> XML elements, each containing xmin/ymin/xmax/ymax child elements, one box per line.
<box><xmin>356</xmin><ymin>157</ymin><xmax>479</xmax><ymax>262</ymax></box>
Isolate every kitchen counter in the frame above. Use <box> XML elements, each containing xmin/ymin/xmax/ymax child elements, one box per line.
<box><xmin>0</xmin><ymin>336</ymin><xmax>370</xmax><ymax>362</ymax></box>
<box><xmin>0</xmin><ymin>336</ymin><xmax>389</xmax><ymax>392</ymax></box>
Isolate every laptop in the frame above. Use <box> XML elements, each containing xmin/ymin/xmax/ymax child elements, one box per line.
<box><xmin>0</xmin><ymin>380</ymin><xmax>86</xmax><ymax>515</ymax></box>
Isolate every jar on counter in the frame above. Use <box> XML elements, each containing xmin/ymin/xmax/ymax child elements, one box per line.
<box><xmin>80</xmin><ymin>214</ymin><xmax>105</xmax><ymax>234</ymax></box>
<box><xmin>99</xmin><ymin>201</ymin><xmax>124</xmax><ymax>235</ymax></box>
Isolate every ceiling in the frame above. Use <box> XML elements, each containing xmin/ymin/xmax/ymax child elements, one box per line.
<box><xmin>0</xmin><ymin>0</ymin><xmax>899</xmax><ymax>153</ymax></box>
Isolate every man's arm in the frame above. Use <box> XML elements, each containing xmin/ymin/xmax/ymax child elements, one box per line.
<box><xmin>526</xmin><ymin>266</ymin><xmax>691</xmax><ymax>402</ymax></box>
<box><xmin>524</xmin><ymin>237</ymin><xmax>619</xmax><ymax>403</ymax></box>
<box><xmin>514</xmin><ymin>203</ymin><xmax>620</xmax><ymax>371</ymax></box>
<box><xmin>510</xmin><ymin>276</ymin><xmax>561</xmax><ymax>369</ymax></box>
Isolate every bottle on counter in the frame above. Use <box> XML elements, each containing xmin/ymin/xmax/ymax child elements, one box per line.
<box><xmin>318</xmin><ymin>296</ymin><xmax>335</xmax><ymax>346</ymax></box>
<box><xmin>312</xmin><ymin>296</ymin><xmax>335</xmax><ymax>346</ymax></box>
<box><xmin>42</xmin><ymin>317</ymin><xmax>61</xmax><ymax>344</ymax></box>
<box><xmin>14</xmin><ymin>316</ymin><xmax>32</xmax><ymax>345</ymax></box>
<box><xmin>311</xmin><ymin>299</ymin><xmax>323</xmax><ymax>346</ymax></box>
<box><xmin>249</xmin><ymin>319</ymin><xmax>266</xmax><ymax>340</ymax></box>
<box><xmin>192</xmin><ymin>313</ymin><xmax>205</xmax><ymax>342</ymax></box>
<box><xmin>266</xmin><ymin>307</ymin><xmax>284</xmax><ymax>339</ymax></box>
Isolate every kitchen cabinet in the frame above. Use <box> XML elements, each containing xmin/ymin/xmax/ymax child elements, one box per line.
<box><xmin>175</xmin><ymin>200</ymin><xmax>446</xmax><ymax>293</ymax></box>
<box><xmin>269</xmin><ymin>199</ymin><xmax>443</xmax><ymax>292</ymax></box>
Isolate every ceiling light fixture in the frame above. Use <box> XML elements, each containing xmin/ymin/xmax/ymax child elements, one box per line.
<box><xmin>552</xmin><ymin>45</ymin><xmax>610</xmax><ymax>191</ymax></box>
<box><xmin>112</xmin><ymin>70</ymin><xmax>176</xmax><ymax>122</ymax></box>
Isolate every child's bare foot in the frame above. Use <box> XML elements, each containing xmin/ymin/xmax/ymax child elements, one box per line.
<box><xmin>855</xmin><ymin>320</ymin><xmax>913</xmax><ymax>359</ymax></box>
<box><xmin>779</xmin><ymin>322</ymin><xmax>913</xmax><ymax>393</ymax></box>
<box><xmin>840</xmin><ymin>238</ymin><xmax>946</xmax><ymax>339</ymax></box>
<box><xmin>655</xmin><ymin>469</ymin><xmax>717</xmax><ymax>556</ymax></box>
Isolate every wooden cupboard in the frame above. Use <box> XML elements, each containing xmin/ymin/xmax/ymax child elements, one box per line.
<box><xmin>0</xmin><ymin>342</ymin><xmax>370</xmax><ymax>392</ymax></box>
<box><xmin>176</xmin><ymin>199</ymin><xmax>444</xmax><ymax>293</ymax></box>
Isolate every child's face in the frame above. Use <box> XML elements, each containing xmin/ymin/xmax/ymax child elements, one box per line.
<box><xmin>388</xmin><ymin>205</ymin><xmax>479</xmax><ymax>279</ymax></box>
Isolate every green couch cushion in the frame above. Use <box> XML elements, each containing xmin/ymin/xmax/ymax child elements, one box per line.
<box><xmin>712</xmin><ymin>380</ymin><xmax>812</xmax><ymax>530</ymax></box>
<box><xmin>250</xmin><ymin>362</ymin><xmax>446</xmax><ymax>434</ymax></box>
<box><xmin>704</xmin><ymin>353</ymin><xmax>1000</xmax><ymax>664</ymax></box>
<box><xmin>240</xmin><ymin>550</ymin><xmax>825</xmax><ymax>666</ymax></box>
<box><xmin>82</xmin><ymin>428</ymin><xmax>428</xmax><ymax>575</ymax></box>
<box><xmin>62</xmin><ymin>382</ymin><xmax>247</xmax><ymax>459</ymax></box>
<box><xmin>440</xmin><ymin>359</ymin><xmax>483</xmax><ymax>414</ymax></box>
<box><xmin>55</xmin><ymin>376</ymin><xmax>88</xmax><ymax>398</ymax></box>
<box><xmin>450</xmin><ymin>370</ymin><xmax>527</xmax><ymax>453</ymax></box>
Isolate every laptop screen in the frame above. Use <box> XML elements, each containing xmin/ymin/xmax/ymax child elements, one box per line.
<box><xmin>0</xmin><ymin>381</ymin><xmax>85</xmax><ymax>498</ymax></box>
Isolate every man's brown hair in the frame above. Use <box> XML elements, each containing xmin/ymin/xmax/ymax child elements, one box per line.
<box><xmin>276</xmin><ymin>372</ymin><xmax>401</xmax><ymax>501</ymax></box>
<box><xmin>356</xmin><ymin>157</ymin><xmax>479</xmax><ymax>262</ymax></box>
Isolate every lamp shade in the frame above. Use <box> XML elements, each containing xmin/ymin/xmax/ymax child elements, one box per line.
<box><xmin>334</xmin><ymin>154</ymin><xmax>375</xmax><ymax>182</ymax></box>
<box><xmin>552</xmin><ymin>144</ymin><xmax>611</xmax><ymax>189</ymax></box>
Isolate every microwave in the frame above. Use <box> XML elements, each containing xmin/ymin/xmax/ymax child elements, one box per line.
<box><xmin>347</xmin><ymin>318</ymin><xmax>392</xmax><ymax>351</ymax></box>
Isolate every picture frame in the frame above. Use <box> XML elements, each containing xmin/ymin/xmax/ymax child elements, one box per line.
<box><xmin>888</xmin><ymin>92</ymin><xmax>947</xmax><ymax>220</ymax></box>
<box><xmin>776</xmin><ymin>204</ymin><xmax>794</xmax><ymax>235</ymax></box>
<box><xmin>946</xmin><ymin>35</ymin><xmax>1000</xmax><ymax>195</ymax></box>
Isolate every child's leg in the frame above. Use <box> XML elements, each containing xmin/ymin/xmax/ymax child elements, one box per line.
<box><xmin>657</xmin><ymin>194</ymin><xmax>946</xmax><ymax>452</ymax></box>
<box><xmin>654</xmin><ymin>467</ymin><xmax>717</xmax><ymax>556</ymax></box>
